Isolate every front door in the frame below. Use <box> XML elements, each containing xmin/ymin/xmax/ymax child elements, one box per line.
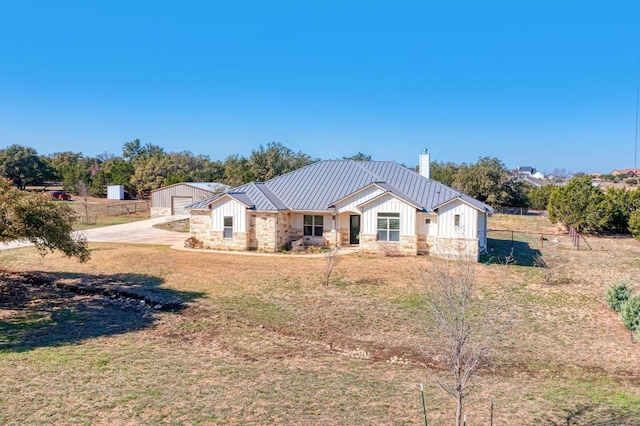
<box><xmin>349</xmin><ymin>215</ymin><xmax>360</xmax><ymax>245</ymax></box>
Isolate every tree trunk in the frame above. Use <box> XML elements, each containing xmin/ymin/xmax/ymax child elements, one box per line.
<box><xmin>456</xmin><ymin>394</ymin><xmax>462</xmax><ymax>426</ymax></box>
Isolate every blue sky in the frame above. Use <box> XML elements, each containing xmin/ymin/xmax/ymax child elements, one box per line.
<box><xmin>1</xmin><ymin>1</ymin><xmax>639</xmax><ymax>174</ymax></box>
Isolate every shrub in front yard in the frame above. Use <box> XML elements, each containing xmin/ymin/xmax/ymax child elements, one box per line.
<box><xmin>605</xmin><ymin>280</ymin><xmax>632</xmax><ymax>313</ymax></box>
<box><xmin>184</xmin><ymin>236</ymin><xmax>204</xmax><ymax>249</ymax></box>
<box><xmin>629</xmin><ymin>209</ymin><xmax>640</xmax><ymax>241</ymax></box>
<box><xmin>620</xmin><ymin>294</ymin><xmax>640</xmax><ymax>331</ymax></box>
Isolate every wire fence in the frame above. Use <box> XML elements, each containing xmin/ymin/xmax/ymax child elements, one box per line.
<box><xmin>106</xmin><ymin>201</ymin><xmax>149</xmax><ymax>216</ymax></box>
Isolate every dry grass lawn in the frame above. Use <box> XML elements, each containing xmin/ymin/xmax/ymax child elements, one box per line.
<box><xmin>1</xmin><ymin>214</ymin><xmax>640</xmax><ymax>424</ymax></box>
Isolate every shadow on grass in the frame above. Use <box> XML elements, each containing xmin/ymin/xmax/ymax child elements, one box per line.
<box><xmin>0</xmin><ymin>270</ymin><xmax>204</xmax><ymax>352</ymax></box>
<box><xmin>481</xmin><ymin>236</ymin><xmax>542</xmax><ymax>267</ymax></box>
<box><xmin>536</xmin><ymin>403</ymin><xmax>640</xmax><ymax>425</ymax></box>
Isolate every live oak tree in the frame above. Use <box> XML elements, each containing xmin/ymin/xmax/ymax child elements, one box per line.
<box><xmin>0</xmin><ymin>178</ymin><xmax>90</xmax><ymax>262</ymax></box>
<box><xmin>0</xmin><ymin>144</ymin><xmax>52</xmax><ymax>190</ymax></box>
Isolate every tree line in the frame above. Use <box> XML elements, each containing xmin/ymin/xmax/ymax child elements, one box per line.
<box><xmin>2</xmin><ymin>141</ymin><xmax>640</xmax><ymax>238</ymax></box>
<box><xmin>0</xmin><ymin>141</ymin><xmax>321</xmax><ymax>197</ymax></box>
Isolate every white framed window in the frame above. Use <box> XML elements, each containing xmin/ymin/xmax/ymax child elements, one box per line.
<box><xmin>223</xmin><ymin>216</ymin><xmax>233</xmax><ymax>238</ymax></box>
<box><xmin>377</xmin><ymin>213</ymin><xmax>400</xmax><ymax>242</ymax></box>
<box><xmin>454</xmin><ymin>214</ymin><xmax>461</xmax><ymax>227</ymax></box>
<box><xmin>304</xmin><ymin>215</ymin><xmax>324</xmax><ymax>237</ymax></box>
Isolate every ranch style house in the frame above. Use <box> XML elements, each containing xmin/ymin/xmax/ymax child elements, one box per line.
<box><xmin>187</xmin><ymin>152</ymin><xmax>493</xmax><ymax>260</ymax></box>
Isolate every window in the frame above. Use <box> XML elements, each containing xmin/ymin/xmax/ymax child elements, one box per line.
<box><xmin>303</xmin><ymin>215</ymin><xmax>324</xmax><ymax>237</ymax></box>
<box><xmin>377</xmin><ymin>213</ymin><xmax>400</xmax><ymax>241</ymax></box>
<box><xmin>223</xmin><ymin>216</ymin><xmax>233</xmax><ymax>238</ymax></box>
<box><xmin>454</xmin><ymin>214</ymin><xmax>461</xmax><ymax>227</ymax></box>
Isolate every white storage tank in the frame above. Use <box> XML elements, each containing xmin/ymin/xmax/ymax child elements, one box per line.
<box><xmin>107</xmin><ymin>185</ymin><xmax>125</xmax><ymax>200</ymax></box>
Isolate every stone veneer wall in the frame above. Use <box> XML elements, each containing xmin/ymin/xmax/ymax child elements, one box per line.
<box><xmin>339</xmin><ymin>230</ymin><xmax>351</xmax><ymax>246</ymax></box>
<box><xmin>276</xmin><ymin>212</ymin><xmax>292</xmax><ymax>249</ymax></box>
<box><xmin>417</xmin><ymin>235</ymin><xmax>433</xmax><ymax>254</ymax></box>
<box><xmin>359</xmin><ymin>234</ymin><xmax>417</xmax><ymax>255</ymax></box>
<box><xmin>249</xmin><ymin>212</ymin><xmax>292</xmax><ymax>252</ymax></box>
<box><xmin>190</xmin><ymin>209</ymin><xmax>250</xmax><ymax>251</ymax></box>
<box><xmin>151</xmin><ymin>207</ymin><xmax>171</xmax><ymax>217</ymax></box>
<box><xmin>431</xmin><ymin>237</ymin><xmax>479</xmax><ymax>261</ymax></box>
<box><xmin>190</xmin><ymin>210</ymin><xmax>212</xmax><ymax>241</ymax></box>
<box><xmin>205</xmin><ymin>231</ymin><xmax>249</xmax><ymax>250</ymax></box>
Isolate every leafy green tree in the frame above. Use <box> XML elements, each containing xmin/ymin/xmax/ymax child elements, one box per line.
<box><xmin>46</xmin><ymin>151</ymin><xmax>98</xmax><ymax>194</ymax></box>
<box><xmin>249</xmin><ymin>142</ymin><xmax>317</xmax><ymax>181</ymax></box>
<box><xmin>452</xmin><ymin>157</ymin><xmax>512</xmax><ymax>207</ymax></box>
<box><xmin>0</xmin><ymin>145</ymin><xmax>52</xmax><ymax>189</ymax></box>
<box><xmin>548</xmin><ymin>176</ymin><xmax>605</xmax><ymax>233</ymax></box>
<box><xmin>130</xmin><ymin>154</ymin><xmax>174</xmax><ymax>195</ymax></box>
<box><xmin>0</xmin><ymin>178</ymin><xmax>89</xmax><ymax>262</ymax></box>
<box><xmin>527</xmin><ymin>185</ymin><xmax>554</xmax><ymax>210</ymax></box>
<box><xmin>605</xmin><ymin>280</ymin><xmax>632</xmax><ymax>313</ymax></box>
<box><xmin>430</xmin><ymin>161</ymin><xmax>459</xmax><ymax>187</ymax></box>
<box><xmin>122</xmin><ymin>139</ymin><xmax>164</xmax><ymax>163</ymax></box>
<box><xmin>343</xmin><ymin>152</ymin><xmax>372</xmax><ymax>161</ymax></box>
<box><xmin>621</xmin><ymin>294</ymin><xmax>640</xmax><ymax>331</ymax></box>
<box><xmin>223</xmin><ymin>154</ymin><xmax>253</xmax><ymax>187</ymax></box>
<box><xmin>629</xmin><ymin>209</ymin><xmax>640</xmax><ymax>240</ymax></box>
<box><xmin>503</xmin><ymin>180</ymin><xmax>532</xmax><ymax>208</ymax></box>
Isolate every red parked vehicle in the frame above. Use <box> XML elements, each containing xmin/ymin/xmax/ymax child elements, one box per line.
<box><xmin>49</xmin><ymin>191</ymin><xmax>72</xmax><ymax>201</ymax></box>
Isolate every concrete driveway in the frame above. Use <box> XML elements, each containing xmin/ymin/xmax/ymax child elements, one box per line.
<box><xmin>0</xmin><ymin>217</ymin><xmax>188</xmax><ymax>251</ymax></box>
<box><xmin>83</xmin><ymin>216</ymin><xmax>188</xmax><ymax>246</ymax></box>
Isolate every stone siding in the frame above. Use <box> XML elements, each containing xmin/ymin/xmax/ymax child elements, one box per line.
<box><xmin>249</xmin><ymin>212</ymin><xmax>292</xmax><ymax>252</ymax></box>
<box><xmin>359</xmin><ymin>234</ymin><xmax>417</xmax><ymax>256</ymax></box>
<box><xmin>204</xmin><ymin>231</ymin><xmax>249</xmax><ymax>251</ymax></box>
<box><xmin>190</xmin><ymin>210</ymin><xmax>213</xmax><ymax>241</ymax></box>
<box><xmin>276</xmin><ymin>212</ymin><xmax>292</xmax><ymax>249</ymax></box>
<box><xmin>431</xmin><ymin>237</ymin><xmax>479</xmax><ymax>261</ymax></box>
<box><xmin>151</xmin><ymin>207</ymin><xmax>171</xmax><ymax>217</ymax></box>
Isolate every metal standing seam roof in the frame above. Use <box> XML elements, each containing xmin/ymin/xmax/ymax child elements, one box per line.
<box><xmin>186</xmin><ymin>160</ymin><xmax>493</xmax><ymax>213</ymax></box>
<box><xmin>151</xmin><ymin>182</ymin><xmax>229</xmax><ymax>193</ymax></box>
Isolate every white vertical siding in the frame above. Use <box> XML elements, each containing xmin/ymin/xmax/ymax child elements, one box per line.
<box><xmin>334</xmin><ymin>186</ymin><xmax>384</xmax><ymax>213</ymax></box>
<box><xmin>360</xmin><ymin>195</ymin><xmax>416</xmax><ymax>235</ymax></box>
<box><xmin>211</xmin><ymin>198</ymin><xmax>248</xmax><ymax>232</ymax></box>
<box><xmin>437</xmin><ymin>201</ymin><xmax>478</xmax><ymax>239</ymax></box>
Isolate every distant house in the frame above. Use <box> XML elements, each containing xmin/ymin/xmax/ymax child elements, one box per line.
<box><xmin>187</xmin><ymin>152</ymin><xmax>493</xmax><ymax>260</ymax></box>
<box><xmin>516</xmin><ymin>166</ymin><xmax>545</xmax><ymax>180</ymax></box>
<box><xmin>610</xmin><ymin>168</ymin><xmax>640</xmax><ymax>178</ymax></box>
<box><xmin>151</xmin><ymin>182</ymin><xmax>229</xmax><ymax>217</ymax></box>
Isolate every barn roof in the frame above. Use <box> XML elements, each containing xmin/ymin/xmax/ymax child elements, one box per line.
<box><xmin>151</xmin><ymin>182</ymin><xmax>229</xmax><ymax>193</ymax></box>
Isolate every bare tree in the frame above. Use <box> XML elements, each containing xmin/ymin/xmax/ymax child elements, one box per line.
<box><xmin>77</xmin><ymin>180</ymin><xmax>91</xmax><ymax>224</ymax></box>
<box><xmin>323</xmin><ymin>247</ymin><xmax>340</xmax><ymax>285</ymax></box>
<box><xmin>545</xmin><ymin>168</ymin><xmax>571</xmax><ymax>185</ymax></box>
<box><xmin>422</xmin><ymin>258</ymin><xmax>509</xmax><ymax>426</ymax></box>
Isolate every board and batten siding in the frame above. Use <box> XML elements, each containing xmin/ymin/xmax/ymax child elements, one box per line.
<box><xmin>151</xmin><ymin>184</ymin><xmax>215</xmax><ymax>209</ymax></box>
<box><xmin>211</xmin><ymin>198</ymin><xmax>249</xmax><ymax>233</ymax></box>
<box><xmin>333</xmin><ymin>186</ymin><xmax>385</xmax><ymax>213</ymax></box>
<box><xmin>360</xmin><ymin>195</ymin><xmax>416</xmax><ymax>236</ymax></box>
<box><xmin>437</xmin><ymin>201</ymin><xmax>479</xmax><ymax>239</ymax></box>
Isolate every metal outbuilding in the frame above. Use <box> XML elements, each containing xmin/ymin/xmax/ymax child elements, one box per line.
<box><xmin>150</xmin><ymin>182</ymin><xmax>229</xmax><ymax>217</ymax></box>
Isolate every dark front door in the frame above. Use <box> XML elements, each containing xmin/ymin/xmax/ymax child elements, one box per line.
<box><xmin>349</xmin><ymin>215</ymin><xmax>360</xmax><ymax>245</ymax></box>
